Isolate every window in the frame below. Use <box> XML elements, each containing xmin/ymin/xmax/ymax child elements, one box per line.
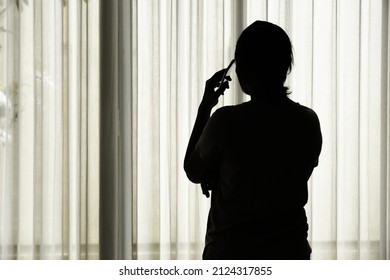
<box><xmin>1</xmin><ymin>0</ymin><xmax>389</xmax><ymax>260</ymax></box>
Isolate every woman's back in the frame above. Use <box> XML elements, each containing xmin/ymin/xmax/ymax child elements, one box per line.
<box><xmin>197</xmin><ymin>97</ymin><xmax>322</xmax><ymax>259</ymax></box>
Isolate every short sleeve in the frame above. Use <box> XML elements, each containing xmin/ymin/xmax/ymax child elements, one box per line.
<box><xmin>303</xmin><ymin>108</ymin><xmax>322</xmax><ymax>167</ymax></box>
<box><xmin>194</xmin><ymin>108</ymin><xmax>227</xmax><ymax>169</ymax></box>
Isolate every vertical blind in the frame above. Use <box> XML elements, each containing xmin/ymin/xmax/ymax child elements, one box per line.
<box><xmin>289</xmin><ymin>0</ymin><xmax>389</xmax><ymax>259</ymax></box>
<box><xmin>1</xmin><ymin>0</ymin><xmax>389</xmax><ymax>260</ymax></box>
<box><xmin>0</xmin><ymin>0</ymin><xmax>100</xmax><ymax>259</ymax></box>
<box><xmin>100</xmin><ymin>0</ymin><xmax>390</xmax><ymax>260</ymax></box>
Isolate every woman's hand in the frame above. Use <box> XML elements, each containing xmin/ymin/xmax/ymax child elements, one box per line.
<box><xmin>200</xmin><ymin>69</ymin><xmax>231</xmax><ymax>111</ymax></box>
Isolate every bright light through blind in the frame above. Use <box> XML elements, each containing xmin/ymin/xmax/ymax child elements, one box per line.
<box><xmin>1</xmin><ymin>0</ymin><xmax>389</xmax><ymax>260</ymax></box>
<box><xmin>100</xmin><ymin>0</ymin><xmax>389</xmax><ymax>260</ymax></box>
<box><xmin>0</xmin><ymin>0</ymin><xmax>100</xmax><ymax>260</ymax></box>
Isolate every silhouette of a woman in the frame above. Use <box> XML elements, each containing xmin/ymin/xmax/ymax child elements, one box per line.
<box><xmin>184</xmin><ymin>21</ymin><xmax>322</xmax><ymax>260</ymax></box>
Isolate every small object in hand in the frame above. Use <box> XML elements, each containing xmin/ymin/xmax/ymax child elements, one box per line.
<box><xmin>217</xmin><ymin>59</ymin><xmax>235</xmax><ymax>93</ymax></box>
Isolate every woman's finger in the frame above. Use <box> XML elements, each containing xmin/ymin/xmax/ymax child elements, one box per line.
<box><xmin>206</xmin><ymin>69</ymin><xmax>227</xmax><ymax>87</ymax></box>
<box><xmin>216</xmin><ymin>80</ymin><xmax>230</xmax><ymax>96</ymax></box>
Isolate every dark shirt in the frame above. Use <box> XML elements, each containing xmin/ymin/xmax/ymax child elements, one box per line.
<box><xmin>194</xmin><ymin>97</ymin><xmax>322</xmax><ymax>259</ymax></box>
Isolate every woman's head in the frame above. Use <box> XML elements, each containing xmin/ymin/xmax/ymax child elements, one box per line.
<box><xmin>234</xmin><ymin>21</ymin><xmax>293</xmax><ymax>97</ymax></box>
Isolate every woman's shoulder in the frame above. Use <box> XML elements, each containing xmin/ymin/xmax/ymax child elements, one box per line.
<box><xmin>212</xmin><ymin>104</ymin><xmax>242</xmax><ymax>118</ymax></box>
<box><xmin>287</xmin><ymin>99</ymin><xmax>319</xmax><ymax>120</ymax></box>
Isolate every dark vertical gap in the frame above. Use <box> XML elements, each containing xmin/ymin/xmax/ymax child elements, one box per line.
<box><xmin>132</xmin><ymin>0</ymin><xmax>139</xmax><ymax>261</ymax></box>
<box><xmin>117</xmin><ymin>0</ymin><xmax>123</xmax><ymax>260</ymax></box>
<box><xmin>380</xmin><ymin>0</ymin><xmax>390</xmax><ymax>260</ymax></box>
<box><xmin>99</xmin><ymin>0</ymin><xmax>117</xmax><ymax>260</ymax></box>
<box><xmin>132</xmin><ymin>2</ymin><xmax>138</xmax><ymax>259</ymax></box>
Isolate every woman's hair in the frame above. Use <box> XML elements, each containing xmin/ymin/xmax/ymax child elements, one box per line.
<box><xmin>234</xmin><ymin>21</ymin><xmax>294</xmax><ymax>95</ymax></box>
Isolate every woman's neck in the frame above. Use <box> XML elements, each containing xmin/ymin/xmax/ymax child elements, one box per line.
<box><xmin>249</xmin><ymin>90</ymin><xmax>288</xmax><ymax>103</ymax></box>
